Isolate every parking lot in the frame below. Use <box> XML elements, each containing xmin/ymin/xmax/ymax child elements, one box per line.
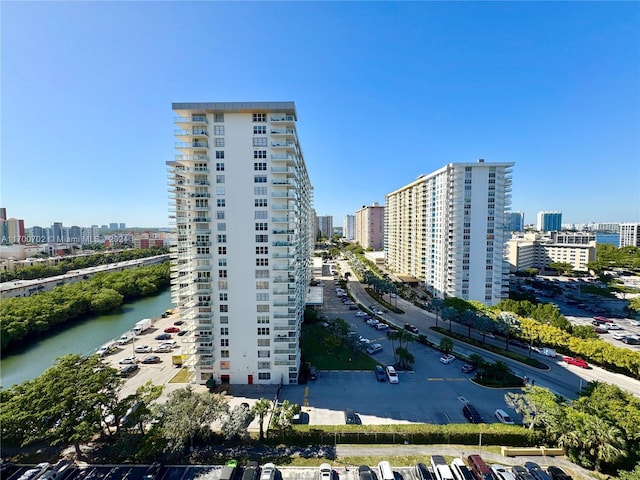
<box><xmin>278</xmin><ymin>266</ymin><xmax>522</xmax><ymax>426</ymax></box>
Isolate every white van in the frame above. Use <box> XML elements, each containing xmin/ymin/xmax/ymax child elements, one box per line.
<box><xmin>494</xmin><ymin>408</ymin><xmax>515</xmax><ymax>424</ymax></box>
<box><xmin>431</xmin><ymin>457</ymin><xmax>454</xmax><ymax>480</ymax></box>
<box><xmin>378</xmin><ymin>461</ymin><xmax>394</xmax><ymax>480</ymax></box>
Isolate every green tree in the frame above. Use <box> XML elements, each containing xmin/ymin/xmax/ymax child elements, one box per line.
<box><xmin>459</xmin><ymin>309</ymin><xmax>477</xmax><ymax>338</ymax></box>
<box><xmin>429</xmin><ymin>298</ymin><xmax>445</xmax><ymax>328</ymax></box>
<box><xmin>0</xmin><ymin>354</ymin><xmax>122</xmax><ymax>455</ymax></box>
<box><xmin>441</xmin><ymin>306</ymin><xmax>458</xmax><ymax>332</ymax></box>
<box><xmin>251</xmin><ymin>398</ymin><xmax>272</xmax><ymax>441</ymax></box>
<box><xmin>395</xmin><ymin>347</ymin><xmax>415</xmax><ymax>370</ymax></box>
<box><xmin>157</xmin><ymin>386</ymin><xmax>228</xmax><ymax>452</ymax></box>
<box><xmin>495</xmin><ymin>311</ymin><xmax>520</xmax><ymax>351</ymax></box>
<box><xmin>439</xmin><ymin>337</ymin><xmax>453</xmax><ymax>353</ymax></box>
<box><xmin>618</xmin><ymin>464</ymin><xmax>640</xmax><ymax>480</ymax></box>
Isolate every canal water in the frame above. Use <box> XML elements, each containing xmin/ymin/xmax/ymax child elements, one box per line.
<box><xmin>0</xmin><ymin>289</ymin><xmax>172</xmax><ymax>388</ymax></box>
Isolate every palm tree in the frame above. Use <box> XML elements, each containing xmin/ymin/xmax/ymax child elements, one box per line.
<box><xmin>579</xmin><ymin>415</ymin><xmax>627</xmax><ymax>472</ymax></box>
<box><xmin>495</xmin><ymin>312</ymin><xmax>520</xmax><ymax>351</ymax></box>
<box><xmin>429</xmin><ymin>298</ymin><xmax>445</xmax><ymax>328</ymax></box>
<box><xmin>251</xmin><ymin>398</ymin><xmax>272</xmax><ymax>441</ymax></box>
<box><xmin>459</xmin><ymin>309</ymin><xmax>477</xmax><ymax>338</ymax></box>
<box><xmin>441</xmin><ymin>306</ymin><xmax>459</xmax><ymax>332</ymax></box>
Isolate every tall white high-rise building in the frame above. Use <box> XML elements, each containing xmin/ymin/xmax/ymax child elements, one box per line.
<box><xmin>168</xmin><ymin>102</ymin><xmax>313</xmax><ymax>386</ymax></box>
<box><xmin>343</xmin><ymin>215</ymin><xmax>355</xmax><ymax>241</ymax></box>
<box><xmin>385</xmin><ymin>160</ymin><xmax>514</xmax><ymax>306</ymax></box>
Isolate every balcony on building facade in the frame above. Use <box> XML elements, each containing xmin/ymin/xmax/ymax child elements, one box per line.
<box><xmin>175</xmin><ymin>154</ymin><xmax>209</xmax><ymax>162</ymax></box>
<box><xmin>174</xmin><ymin>114</ymin><xmax>208</xmax><ymax>126</ymax></box>
<box><xmin>270</xmin><ymin>115</ymin><xmax>295</xmax><ymax>123</ymax></box>
<box><xmin>270</xmin><ymin>127</ymin><xmax>296</xmax><ymax>136</ymax></box>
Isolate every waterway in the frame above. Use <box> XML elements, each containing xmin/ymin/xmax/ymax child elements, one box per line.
<box><xmin>0</xmin><ymin>288</ymin><xmax>172</xmax><ymax>389</ymax></box>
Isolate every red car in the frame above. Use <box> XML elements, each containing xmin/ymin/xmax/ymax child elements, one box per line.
<box><xmin>164</xmin><ymin>326</ymin><xmax>180</xmax><ymax>333</ymax></box>
<box><xmin>563</xmin><ymin>356</ymin><xmax>589</xmax><ymax>368</ymax></box>
<box><xmin>593</xmin><ymin>316</ymin><xmax>613</xmax><ymax>323</ymax></box>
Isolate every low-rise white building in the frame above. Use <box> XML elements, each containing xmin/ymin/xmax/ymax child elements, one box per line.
<box><xmin>506</xmin><ymin>232</ymin><xmax>596</xmax><ymax>272</ymax></box>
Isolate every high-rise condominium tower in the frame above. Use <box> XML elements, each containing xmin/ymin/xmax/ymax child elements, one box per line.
<box><xmin>619</xmin><ymin>223</ymin><xmax>640</xmax><ymax>247</ymax></box>
<box><xmin>536</xmin><ymin>211</ymin><xmax>562</xmax><ymax>232</ymax></box>
<box><xmin>355</xmin><ymin>203</ymin><xmax>385</xmax><ymax>250</ymax></box>
<box><xmin>385</xmin><ymin>160</ymin><xmax>514</xmax><ymax>306</ymax></box>
<box><xmin>168</xmin><ymin>102</ymin><xmax>313</xmax><ymax>386</ymax></box>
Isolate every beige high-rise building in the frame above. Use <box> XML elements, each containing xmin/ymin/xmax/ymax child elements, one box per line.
<box><xmin>355</xmin><ymin>203</ymin><xmax>385</xmax><ymax>250</ymax></box>
<box><xmin>385</xmin><ymin>160</ymin><xmax>513</xmax><ymax>306</ymax></box>
<box><xmin>168</xmin><ymin>102</ymin><xmax>313</xmax><ymax>386</ymax></box>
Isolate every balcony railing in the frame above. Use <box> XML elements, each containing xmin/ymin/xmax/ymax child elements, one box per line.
<box><xmin>270</xmin><ymin>115</ymin><xmax>295</xmax><ymax>122</ymax></box>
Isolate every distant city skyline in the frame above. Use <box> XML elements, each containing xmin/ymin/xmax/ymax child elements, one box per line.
<box><xmin>2</xmin><ymin>2</ymin><xmax>638</xmax><ymax>227</ymax></box>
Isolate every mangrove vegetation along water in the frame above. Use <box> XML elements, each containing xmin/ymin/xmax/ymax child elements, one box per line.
<box><xmin>0</xmin><ymin>288</ymin><xmax>172</xmax><ymax>388</ymax></box>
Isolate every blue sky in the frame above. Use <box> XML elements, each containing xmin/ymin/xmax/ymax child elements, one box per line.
<box><xmin>2</xmin><ymin>1</ymin><xmax>639</xmax><ymax>228</ymax></box>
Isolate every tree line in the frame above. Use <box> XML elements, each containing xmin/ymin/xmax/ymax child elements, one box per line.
<box><xmin>0</xmin><ymin>246</ymin><xmax>169</xmax><ymax>282</ymax></box>
<box><xmin>506</xmin><ymin>382</ymin><xmax>640</xmax><ymax>474</ymax></box>
<box><xmin>0</xmin><ymin>262</ymin><xmax>170</xmax><ymax>351</ymax></box>
<box><xmin>0</xmin><ymin>354</ymin><xmax>295</xmax><ymax>462</ymax></box>
<box><xmin>428</xmin><ymin>297</ymin><xmax>640</xmax><ymax>379</ymax></box>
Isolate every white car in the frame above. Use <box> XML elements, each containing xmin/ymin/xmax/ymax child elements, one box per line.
<box><xmin>358</xmin><ymin>336</ymin><xmax>371</xmax><ymax>344</ymax></box>
<box><xmin>355</xmin><ymin>311</ymin><xmax>367</xmax><ymax>317</ymax></box>
<box><xmin>118</xmin><ymin>356</ymin><xmax>138</xmax><ymax>365</ymax></box>
<box><xmin>386</xmin><ymin>365</ymin><xmax>399</xmax><ymax>383</ymax></box>
<box><xmin>366</xmin><ymin>318</ymin><xmax>379</xmax><ymax>327</ymax></box>
<box><xmin>612</xmin><ymin>333</ymin><xmax>627</xmax><ymax>341</ymax></box>
<box><xmin>606</xmin><ymin>323</ymin><xmax>623</xmax><ymax>330</ymax></box>
<box><xmin>153</xmin><ymin>344</ymin><xmax>173</xmax><ymax>353</ymax></box>
<box><xmin>134</xmin><ymin>345</ymin><xmax>152</xmax><ymax>353</ymax></box>
<box><xmin>440</xmin><ymin>354</ymin><xmax>456</xmax><ymax>364</ymax></box>
<box><xmin>372</xmin><ymin>309</ymin><xmax>383</xmax><ymax>315</ymax></box>
<box><xmin>159</xmin><ymin>340</ymin><xmax>177</xmax><ymax>348</ymax></box>
<box><xmin>319</xmin><ymin>464</ymin><xmax>332</xmax><ymax>480</ymax></box>
<box><xmin>494</xmin><ymin>408</ymin><xmax>515</xmax><ymax>424</ymax></box>
<box><xmin>375</xmin><ymin>323</ymin><xmax>389</xmax><ymax>331</ymax></box>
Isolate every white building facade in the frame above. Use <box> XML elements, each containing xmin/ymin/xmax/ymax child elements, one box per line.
<box><xmin>385</xmin><ymin>160</ymin><xmax>513</xmax><ymax>306</ymax></box>
<box><xmin>168</xmin><ymin>102</ymin><xmax>313</xmax><ymax>386</ymax></box>
<box><xmin>506</xmin><ymin>231</ymin><xmax>596</xmax><ymax>272</ymax></box>
<box><xmin>343</xmin><ymin>215</ymin><xmax>355</xmax><ymax>241</ymax></box>
<box><xmin>619</xmin><ymin>223</ymin><xmax>640</xmax><ymax>248</ymax></box>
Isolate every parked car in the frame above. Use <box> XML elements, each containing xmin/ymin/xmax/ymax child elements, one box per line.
<box><xmin>375</xmin><ymin>323</ymin><xmax>389</xmax><ymax>331</ymax></box>
<box><xmin>605</xmin><ymin>323</ymin><xmax>622</xmax><ymax>330</ymax></box>
<box><xmin>511</xmin><ymin>466</ymin><xmax>535</xmax><ymax>480</ymax></box>
<box><xmin>141</xmin><ymin>355</ymin><xmax>161</xmax><ymax>364</ymax></box>
<box><xmin>440</xmin><ymin>354</ymin><xmax>456</xmax><ymax>364</ymax></box>
<box><xmin>319</xmin><ymin>464</ymin><xmax>332</xmax><ymax>480</ymax></box>
<box><xmin>242</xmin><ymin>462</ymin><xmax>260</xmax><ymax>480</ymax></box>
<box><xmin>119</xmin><ymin>356</ymin><xmax>138</xmax><ymax>365</ymax></box>
<box><xmin>134</xmin><ymin>345</ymin><xmax>152</xmax><ymax>353</ymax></box>
<box><xmin>491</xmin><ymin>465</ymin><xmax>515</xmax><ymax>480</ymax></box>
<box><xmin>622</xmin><ymin>335</ymin><xmax>640</xmax><ymax>345</ymax></box>
<box><xmin>309</xmin><ymin>366</ymin><xmax>318</xmax><ymax>380</ymax></box>
<box><xmin>260</xmin><ymin>463</ymin><xmax>276</xmax><ymax>480</ymax></box>
<box><xmin>153</xmin><ymin>344</ymin><xmax>172</xmax><ymax>353</ymax></box>
<box><xmin>404</xmin><ymin>323</ymin><xmax>419</xmax><ymax>334</ymax></box>
<box><xmin>366</xmin><ymin>343</ymin><xmax>383</xmax><ymax>354</ymax></box>
<box><xmin>386</xmin><ymin>365</ymin><xmax>399</xmax><ymax>383</ymax></box>
<box><xmin>173</xmin><ymin>320</ymin><xmax>185</xmax><ymax>325</ymax></box>
<box><xmin>415</xmin><ymin>463</ymin><xmax>435</xmax><ymax>480</ymax></box>
<box><xmin>372</xmin><ymin>308</ymin><xmax>383</xmax><ymax>315</ymax></box>
<box><xmin>155</xmin><ymin>333</ymin><xmax>171</xmax><ymax>340</ymax></box>
<box><xmin>177</xmin><ymin>330</ymin><xmax>187</xmax><ymax>336</ymax></box>
<box><xmin>494</xmin><ymin>408</ymin><xmax>514</xmax><ymax>424</ymax></box>
<box><xmin>358</xmin><ymin>466</ymin><xmax>374</xmax><ymax>480</ymax></box>
<box><xmin>119</xmin><ymin>364</ymin><xmax>138</xmax><ymax>377</ymax></box>
<box><xmin>562</xmin><ymin>356</ymin><xmax>589</xmax><ymax>369</ymax></box>
<box><xmin>355</xmin><ymin>311</ymin><xmax>367</xmax><ymax>317</ymax></box>
<box><xmin>366</xmin><ymin>318</ymin><xmax>379</xmax><ymax>327</ymax></box>
<box><xmin>344</xmin><ymin>409</ymin><xmax>361</xmax><ymax>424</ymax></box>
<box><xmin>524</xmin><ymin>463</ymin><xmax>552</xmax><ymax>480</ymax></box>
<box><xmin>461</xmin><ymin>363</ymin><xmax>477</xmax><ymax>373</ymax></box>
<box><xmin>462</xmin><ymin>403</ymin><xmax>484</xmax><ymax>423</ymax></box>
<box><xmin>546</xmin><ymin>467</ymin><xmax>572</xmax><ymax>480</ymax></box>
<box><xmin>374</xmin><ymin>365</ymin><xmax>386</xmax><ymax>382</ymax></box>
<box><xmin>164</xmin><ymin>327</ymin><xmax>180</xmax><ymax>333</ymax></box>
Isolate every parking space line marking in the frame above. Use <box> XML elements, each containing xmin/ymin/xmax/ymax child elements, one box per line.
<box><xmin>303</xmin><ymin>386</ymin><xmax>309</xmax><ymax>406</ymax></box>
<box><xmin>447</xmin><ymin>378</ymin><xmax>467</xmax><ymax>381</ymax></box>
<box><xmin>428</xmin><ymin>377</ymin><xmax>444</xmax><ymax>381</ymax></box>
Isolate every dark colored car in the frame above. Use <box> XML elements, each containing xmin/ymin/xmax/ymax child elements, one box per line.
<box><xmin>525</xmin><ymin>462</ymin><xmax>552</xmax><ymax>480</ymax></box>
<box><xmin>119</xmin><ymin>364</ymin><xmax>139</xmax><ymax>377</ymax></box>
<box><xmin>177</xmin><ymin>330</ymin><xmax>188</xmax><ymax>336</ymax></box>
<box><xmin>622</xmin><ymin>336</ymin><xmax>640</xmax><ymax>345</ymax></box>
<box><xmin>173</xmin><ymin>320</ymin><xmax>185</xmax><ymax>326</ymax></box>
<box><xmin>374</xmin><ymin>365</ymin><xmax>386</xmax><ymax>382</ymax></box>
<box><xmin>155</xmin><ymin>333</ymin><xmax>171</xmax><ymax>340</ymax></box>
<box><xmin>309</xmin><ymin>366</ymin><xmax>318</xmax><ymax>380</ymax></box>
<box><xmin>511</xmin><ymin>466</ymin><xmax>535</xmax><ymax>480</ymax></box>
<box><xmin>141</xmin><ymin>355</ymin><xmax>161</xmax><ymax>364</ymax></box>
<box><xmin>461</xmin><ymin>363</ymin><xmax>477</xmax><ymax>373</ymax></box>
<box><xmin>242</xmin><ymin>462</ymin><xmax>260</xmax><ymax>480</ymax></box>
<box><xmin>344</xmin><ymin>409</ymin><xmax>361</xmax><ymax>425</ymax></box>
<box><xmin>462</xmin><ymin>403</ymin><xmax>484</xmax><ymax>423</ymax></box>
<box><xmin>404</xmin><ymin>323</ymin><xmax>419</xmax><ymax>334</ymax></box>
<box><xmin>415</xmin><ymin>463</ymin><xmax>435</xmax><ymax>480</ymax></box>
<box><xmin>547</xmin><ymin>467</ymin><xmax>572</xmax><ymax>480</ymax></box>
<box><xmin>143</xmin><ymin>462</ymin><xmax>163</xmax><ymax>480</ymax></box>
<box><xmin>358</xmin><ymin>466</ymin><xmax>374</xmax><ymax>480</ymax></box>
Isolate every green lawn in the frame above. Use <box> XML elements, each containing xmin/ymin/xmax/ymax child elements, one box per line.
<box><xmin>300</xmin><ymin>322</ymin><xmax>380</xmax><ymax>370</ymax></box>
